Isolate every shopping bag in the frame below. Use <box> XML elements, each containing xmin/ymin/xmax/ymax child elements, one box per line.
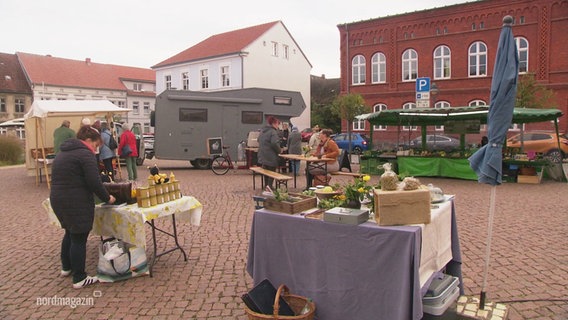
<box><xmin>120</xmin><ymin>144</ymin><xmax>132</xmax><ymax>158</ymax></box>
<box><xmin>97</xmin><ymin>238</ymin><xmax>149</xmax><ymax>282</ymax></box>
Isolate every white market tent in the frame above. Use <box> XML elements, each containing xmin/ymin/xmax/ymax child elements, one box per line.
<box><xmin>24</xmin><ymin>100</ymin><xmax>131</xmax><ymax>186</ymax></box>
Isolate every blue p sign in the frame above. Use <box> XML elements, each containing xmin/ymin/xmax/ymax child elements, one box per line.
<box><xmin>416</xmin><ymin>77</ymin><xmax>430</xmax><ymax>92</ymax></box>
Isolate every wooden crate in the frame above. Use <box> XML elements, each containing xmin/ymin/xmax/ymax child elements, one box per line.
<box><xmin>264</xmin><ymin>193</ymin><xmax>317</xmax><ymax>214</ymax></box>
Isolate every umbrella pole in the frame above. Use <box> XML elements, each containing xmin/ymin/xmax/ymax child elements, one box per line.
<box><xmin>480</xmin><ymin>185</ymin><xmax>497</xmax><ymax>309</ymax></box>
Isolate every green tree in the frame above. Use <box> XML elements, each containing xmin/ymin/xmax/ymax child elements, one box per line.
<box><xmin>331</xmin><ymin>93</ymin><xmax>367</xmax><ymax>153</ymax></box>
<box><xmin>516</xmin><ymin>73</ymin><xmax>557</xmax><ymax>109</ymax></box>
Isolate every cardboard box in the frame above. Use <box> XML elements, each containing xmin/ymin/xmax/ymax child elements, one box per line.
<box><xmin>324</xmin><ymin>207</ymin><xmax>369</xmax><ymax>225</ymax></box>
<box><xmin>374</xmin><ymin>188</ymin><xmax>431</xmax><ymax>225</ymax></box>
<box><xmin>517</xmin><ymin>174</ymin><xmax>541</xmax><ymax>184</ymax></box>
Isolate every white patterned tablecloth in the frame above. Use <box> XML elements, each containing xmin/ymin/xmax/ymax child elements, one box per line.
<box><xmin>44</xmin><ymin>196</ymin><xmax>203</xmax><ymax>247</ymax></box>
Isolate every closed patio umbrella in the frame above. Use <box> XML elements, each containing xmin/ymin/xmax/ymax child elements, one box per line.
<box><xmin>468</xmin><ymin>15</ymin><xmax>519</xmax><ymax>309</ymax></box>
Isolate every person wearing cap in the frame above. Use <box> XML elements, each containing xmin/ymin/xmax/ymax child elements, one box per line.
<box><xmin>81</xmin><ymin>118</ymin><xmax>91</xmax><ymax>127</ymax></box>
<box><xmin>53</xmin><ymin>120</ymin><xmax>76</xmax><ymax>154</ymax></box>
<box><xmin>287</xmin><ymin>125</ymin><xmax>302</xmax><ymax>175</ymax></box>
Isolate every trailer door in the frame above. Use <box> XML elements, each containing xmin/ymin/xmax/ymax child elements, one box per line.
<box><xmin>222</xmin><ymin>106</ymin><xmax>240</xmax><ymax>160</ymax></box>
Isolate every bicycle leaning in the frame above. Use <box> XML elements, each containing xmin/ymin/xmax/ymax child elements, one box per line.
<box><xmin>210</xmin><ymin>145</ymin><xmax>249</xmax><ymax>175</ymax></box>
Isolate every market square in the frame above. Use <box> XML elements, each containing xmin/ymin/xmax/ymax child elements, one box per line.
<box><xmin>0</xmin><ymin>159</ymin><xmax>566</xmax><ymax>319</ymax></box>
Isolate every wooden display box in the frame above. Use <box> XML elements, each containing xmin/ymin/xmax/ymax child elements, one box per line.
<box><xmin>517</xmin><ymin>174</ymin><xmax>541</xmax><ymax>184</ymax></box>
<box><xmin>374</xmin><ymin>188</ymin><xmax>431</xmax><ymax>225</ymax></box>
<box><xmin>264</xmin><ymin>193</ymin><xmax>317</xmax><ymax>214</ymax></box>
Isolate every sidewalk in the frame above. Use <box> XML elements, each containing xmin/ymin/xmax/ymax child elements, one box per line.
<box><xmin>0</xmin><ymin>160</ymin><xmax>566</xmax><ymax>319</ymax></box>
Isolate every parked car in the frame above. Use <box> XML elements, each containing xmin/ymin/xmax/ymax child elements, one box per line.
<box><xmin>409</xmin><ymin>134</ymin><xmax>461</xmax><ymax>151</ymax></box>
<box><xmin>506</xmin><ymin>131</ymin><xmax>568</xmax><ymax>162</ymax></box>
<box><xmin>332</xmin><ymin>133</ymin><xmax>370</xmax><ymax>154</ymax></box>
<box><xmin>301</xmin><ymin>128</ymin><xmax>313</xmax><ymax>142</ymax></box>
<box><xmin>143</xmin><ymin>133</ymin><xmax>154</xmax><ymax>160</ymax></box>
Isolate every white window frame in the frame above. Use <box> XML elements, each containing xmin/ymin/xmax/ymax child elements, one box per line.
<box><xmin>434</xmin><ymin>45</ymin><xmax>451</xmax><ymax>79</ymax></box>
<box><xmin>402</xmin><ymin>102</ymin><xmax>417</xmax><ymax>130</ymax></box>
<box><xmin>351</xmin><ymin>55</ymin><xmax>366</xmax><ymax>85</ymax></box>
<box><xmin>220</xmin><ymin>65</ymin><xmax>230</xmax><ymax>87</ymax></box>
<box><xmin>15</xmin><ymin>98</ymin><xmax>25</xmax><ymax>114</ymax></box>
<box><xmin>371</xmin><ymin>52</ymin><xmax>386</xmax><ymax>84</ymax></box>
<box><xmin>373</xmin><ymin>104</ymin><xmax>387</xmax><ymax>130</ymax></box>
<box><xmin>1</xmin><ymin>97</ymin><xmax>6</xmax><ymax>113</ymax></box>
<box><xmin>283</xmin><ymin>45</ymin><xmax>289</xmax><ymax>60</ymax></box>
<box><xmin>516</xmin><ymin>37</ymin><xmax>529</xmax><ymax>74</ymax></box>
<box><xmin>434</xmin><ymin>101</ymin><xmax>450</xmax><ymax>131</ymax></box>
<box><xmin>182</xmin><ymin>72</ymin><xmax>189</xmax><ymax>90</ymax></box>
<box><xmin>133</xmin><ymin>83</ymin><xmax>142</xmax><ymax>91</ymax></box>
<box><xmin>468</xmin><ymin>41</ymin><xmax>487</xmax><ymax>77</ymax></box>
<box><xmin>165</xmin><ymin>75</ymin><xmax>172</xmax><ymax>90</ymax></box>
<box><xmin>143</xmin><ymin>102</ymin><xmax>150</xmax><ymax>115</ymax></box>
<box><xmin>353</xmin><ymin>119</ymin><xmax>365</xmax><ymax>131</ymax></box>
<box><xmin>200</xmin><ymin>69</ymin><xmax>209</xmax><ymax>89</ymax></box>
<box><xmin>132</xmin><ymin>101</ymin><xmax>140</xmax><ymax>115</ymax></box>
<box><xmin>271</xmin><ymin>42</ymin><xmax>279</xmax><ymax>57</ymax></box>
<box><xmin>402</xmin><ymin>49</ymin><xmax>418</xmax><ymax>82</ymax></box>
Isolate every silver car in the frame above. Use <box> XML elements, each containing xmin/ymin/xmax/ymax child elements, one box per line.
<box><xmin>409</xmin><ymin>134</ymin><xmax>461</xmax><ymax>151</ymax></box>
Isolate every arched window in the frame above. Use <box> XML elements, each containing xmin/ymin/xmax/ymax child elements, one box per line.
<box><xmin>352</xmin><ymin>55</ymin><xmax>366</xmax><ymax>85</ymax></box>
<box><xmin>402</xmin><ymin>49</ymin><xmax>418</xmax><ymax>81</ymax></box>
<box><xmin>434</xmin><ymin>45</ymin><xmax>451</xmax><ymax>79</ymax></box>
<box><xmin>515</xmin><ymin>37</ymin><xmax>528</xmax><ymax>73</ymax></box>
<box><xmin>469</xmin><ymin>100</ymin><xmax>488</xmax><ymax>131</ymax></box>
<box><xmin>371</xmin><ymin>52</ymin><xmax>386</xmax><ymax>84</ymax></box>
<box><xmin>434</xmin><ymin>101</ymin><xmax>450</xmax><ymax>131</ymax></box>
<box><xmin>402</xmin><ymin>102</ymin><xmax>417</xmax><ymax>130</ymax></box>
<box><xmin>373</xmin><ymin>104</ymin><xmax>387</xmax><ymax>130</ymax></box>
<box><xmin>468</xmin><ymin>41</ymin><xmax>487</xmax><ymax>77</ymax></box>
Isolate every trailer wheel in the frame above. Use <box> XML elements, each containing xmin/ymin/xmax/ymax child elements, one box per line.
<box><xmin>192</xmin><ymin>158</ymin><xmax>211</xmax><ymax>169</ymax></box>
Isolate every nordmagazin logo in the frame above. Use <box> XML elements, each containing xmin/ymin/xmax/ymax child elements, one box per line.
<box><xmin>36</xmin><ymin>290</ymin><xmax>100</xmax><ymax>308</ymax></box>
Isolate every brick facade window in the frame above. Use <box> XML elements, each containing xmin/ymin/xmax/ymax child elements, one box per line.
<box><xmin>352</xmin><ymin>55</ymin><xmax>366</xmax><ymax>85</ymax></box>
<box><xmin>468</xmin><ymin>41</ymin><xmax>487</xmax><ymax>77</ymax></box>
<box><xmin>434</xmin><ymin>45</ymin><xmax>451</xmax><ymax>79</ymax></box>
<box><xmin>402</xmin><ymin>49</ymin><xmax>418</xmax><ymax>81</ymax></box>
<box><xmin>371</xmin><ymin>52</ymin><xmax>386</xmax><ymax>83</ymax></box>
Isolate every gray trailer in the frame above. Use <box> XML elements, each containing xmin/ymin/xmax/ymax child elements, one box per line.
<box><xmin>154</xmin><ymin>88</ymin><xmax>306</xmax><ymax>169</ymax></box>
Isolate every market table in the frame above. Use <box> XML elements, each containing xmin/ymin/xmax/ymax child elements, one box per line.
<box><xmin>398</xmin><ymin>156</ymin><xmax>478</xmax><ymax>180</ymax></box>
<box><xmin>279</xmin><ymin>154</ymin><xmax>334</xmax><ymax>189</ymax></box>
<box><xmin>44</xmin><ymin>196</ymin><xmax>203</xmax><ymax>275</ymax></box>
<box><xmin>246</xmin><ymin>198</ymin><xmax>462</xmax><ymax>320</ymax></box>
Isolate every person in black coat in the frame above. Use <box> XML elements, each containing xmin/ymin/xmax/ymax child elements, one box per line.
<box><xmin>50</xmin><ymin>125</ymin><xmax>116</xmax><ymax>289</ymax></box>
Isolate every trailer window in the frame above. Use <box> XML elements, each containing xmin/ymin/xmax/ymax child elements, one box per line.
<box><xmin>274</xmin><ymin>96</ymin><xmax>292</xmax><ymax>105</ymax></box>
<box><xmin>242</xmin><ymin>111</ymin><xmax>263</xmax><ymax>124</ymax></box>
<box><xmin>180</xmin><ymin>108</ymin><xmax>207</xmax><ymax>122</ymax></box>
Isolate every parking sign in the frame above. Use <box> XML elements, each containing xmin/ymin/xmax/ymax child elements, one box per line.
<box><xmin>416</xmin><ymin>77</ymin><xmax>430</xmax><ymax>93</ymax></box>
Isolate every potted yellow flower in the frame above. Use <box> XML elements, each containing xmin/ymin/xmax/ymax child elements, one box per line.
<box><xmin>341</xmin><ymin>175</ymin><xmax>373</xmax><ymax>209</ymax></box>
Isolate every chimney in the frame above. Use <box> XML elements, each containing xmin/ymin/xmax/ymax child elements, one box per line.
<box><xmin>86</xmin><ymin>58</ymin><xmax>91</xmax><ymax>65</ymax></box>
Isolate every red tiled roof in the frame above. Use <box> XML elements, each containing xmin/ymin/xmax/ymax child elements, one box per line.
<box><xmin>152</xmin><ymin>21</ymin><xmax>280</xmax><ymax>68</ymax></box>
<box><xmin>16</xmin><ymin>52</ymin><xmax>155</xmax><ymax>91</ymax></box>
<box><xmin>0</xmin><ymin>52</ymin><xmax>32</xmax><ymax>94</ymax></box>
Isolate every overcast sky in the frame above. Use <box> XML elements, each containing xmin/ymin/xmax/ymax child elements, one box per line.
<box><xmin>1</xmin><ymin>0</ymin><xmax>470</xmax><ymax>78</ymax></box>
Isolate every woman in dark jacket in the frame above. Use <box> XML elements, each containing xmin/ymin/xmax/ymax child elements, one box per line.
<box><xmin>50</xmin><ymin>125</ymin><xmax>116</xmax><ymax>289</ymax></box>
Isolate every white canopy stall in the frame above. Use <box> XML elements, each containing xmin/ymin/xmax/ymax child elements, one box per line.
<box><xmin>24</xmin><ymin>100</ymin><xmax>131</xmax><ymax>187</ymax></box>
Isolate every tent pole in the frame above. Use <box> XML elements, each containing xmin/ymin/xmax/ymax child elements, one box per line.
<box><xmin>37</xmin><ymin>118</ymin><xmax>51</xmax><ymax>189</ymax></box>
<box><xmin>35</xmin><ymin>119</ymin><xmax>40</xmax><ymax>186</ymax></box>
<box><xmin>480</xmin><ymin>185</ymin><xmax>496</xmax><ymax>309</ymax></box>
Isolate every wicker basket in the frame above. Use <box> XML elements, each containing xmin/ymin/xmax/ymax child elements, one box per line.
<box><xmin>244</xmin><ymin>285</ymin><xmax>316</xmax><ymax>320</ymax></box>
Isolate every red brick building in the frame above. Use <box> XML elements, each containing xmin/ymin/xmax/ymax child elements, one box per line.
<box><xmin>338</xmin><ymin>0</ymin><xmax>568</xmax><ymax>148</ymax></box>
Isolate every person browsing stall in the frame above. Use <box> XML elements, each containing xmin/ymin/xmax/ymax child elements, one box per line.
<box><xmin>287</xmin><ymin>125</ymin><xmax>302</xmax><ymax>175</ymax></box>
<box><xmin>50</xmin><ymin>125</ymin><xmax>116</xmax><ymax>289</ymax></box>
<box><xmin>118</xmin><ymin>123</ymin><xmax>138</xmax><ymax>181</ymax></box>
<box><xmin>308</xmin><ymin>129</ymin><xmax>340</xmax><ymax>185</ymax></box>
<box><xmin>53</xmin><ymin>120</ymin><xmax>76</xmax><ymax>154</ymax></box>
<box><xmin>257</xmin><ymin>116</ymin><xmax>282</xmax><ymax>190</ymax></box>
<box><xmin>99</xmin><ymin>122</ymin><xmax>116</xmax><ymax>177</ymax></box>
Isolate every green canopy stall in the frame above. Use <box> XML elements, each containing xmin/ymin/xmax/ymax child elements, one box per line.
<box><xmin>357</xmin><ymin>106</ymin><xmax>564</xmax><ymax>180</ymax></box>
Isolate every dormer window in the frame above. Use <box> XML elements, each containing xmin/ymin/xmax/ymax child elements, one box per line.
<box><xmin>133</xmin><ymin>83</ymin><xmax>142</xmax><ymax>91</ymax></box>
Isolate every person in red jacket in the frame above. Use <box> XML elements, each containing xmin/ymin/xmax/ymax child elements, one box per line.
<box><xmin>118</xmin><ymin>123</ymin><xmax>139</xmax><ymax>181</ymax></box>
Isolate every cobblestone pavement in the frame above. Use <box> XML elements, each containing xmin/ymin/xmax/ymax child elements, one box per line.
<box><xmin>0</xmin><ymin>160</ymin><xmax>566</xmax><ymax>320</ymax></box>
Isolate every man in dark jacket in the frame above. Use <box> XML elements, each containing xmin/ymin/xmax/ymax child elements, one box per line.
<box><xmin>50</xmin><ymin>125</ymin><xmax>115</xmax><ymax>289</ymax></box>
<box><xmin>257</xmin><ymin>116</ymin><xmax>282</xmax><ymax>189</ymax></box>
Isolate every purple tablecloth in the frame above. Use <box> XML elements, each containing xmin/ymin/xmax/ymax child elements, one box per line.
<box><xmin>246</xmin><ymin>202</ymin><xmax>461</xmax><ymax>320</ymax></box>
